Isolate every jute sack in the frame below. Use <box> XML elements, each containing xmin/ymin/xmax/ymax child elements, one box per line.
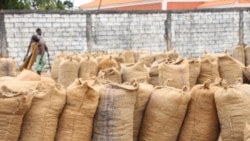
<box><xmin>215</xmin><ymin>83</ymin><xmax>250</xmax><ymax>141</ymax></box>
<box><xmin>149</xmin><ymin>59</ymin><xmax>167</xmax><ymax>86</ymax></box>
<box><xmin>158</xmin><ymin>58</ymin><xmax>189</xmax><ymax>89</ymax></box>
<box><xmin>154</xmin><ymin>52</ymin><xmax>168</xmax><ymax>61</ymax></box>
<box><xmin>139</xmin><ymin>85</ymin><xmax>190</xmax><ymax>141</ymax></box>
<box><xmin>16</xmin><ymin>69</ymin><xmax>41</xmax><ymax>81</ymax></box>
<box><xmin>58</xmin><ymin>58</ymin><xmax>79</xmax><ymax>88</ymax></box>
<box><xmin>125</xmin><ymin>79</ymin><xmax>153</xmax><ymax>140</ymax></box>
<box><xmin>188</xmin><ymin>58</ymin><xmax>201</xmax><ymax>88</ymax></box>
<box><xmin>19</xmin><ymin>83</ymin><xmax>66</xmax><ymax>141</ymax></box>
<box><xmin>0</xmin><ymin>76</ymin><xmax>16</xmax><ymax>82</ymax></box>
<box><xmin>98</xmin><ymin>67</ymin><xmax>122</xmax><ymax>83</ymax></box>
<box><xmin>41</xmin><ymin>76</ymin><xmax>56</xmax><ymax>84</ymax></box>
<box><xmin>166</xmin><ymin>50</ymin><xmax>179</xmax><ymax>62</ymax></box>
<box><xmin>0</xmin><ymin>86</ymin><xmax>33</xmax><ymax>141</ymax></box>
<box><xmin>138</xmin><ymin>53</ymin><xmax>155</xmax><ymax>67</ymax></box>
<box><xmin>71</xmin><ymin>54</ymin><xmax>83</xmax><ymax>63</ymax></box>
<box><xmin>178</xmin><ymin>80</ymin><xmax>221</xmax><ymax>141</ymax></box>
<box><xmin>129</xmin><ymin>80</ymin><xmax>154</xmax><ymax>141</ymax></box>
<box><xmin>0</xmin><ymin>80</ymin><xmax>40</xmax><ymax>91</ymax></box>
<box><xmin>0</xmin><ymin>57</ymin><xmax>16</xmax><ymax>77</ymax></box>
<box><xmin>98</xmin><ymin>56</ymin><xmax>118</xmax><ymax>71</ymax></box>
<box><xmin>244</xmin><ymin>123</ymin><xmax>250</xmax><ymax>141</ymax></box>
<box><xmin>121</xmin><ymin>60</ymin><xmax>149</xmax><ymax>83</ymax></box>
<box><xmin>92</xmin><ymin>83</ymin><xmax>138</xmax><ymax>141</ymax></box>
<box><xmin>51</xmin><ymin>53</ymin><xmax>65</xmax><ymax>82</ymax></box>
<box><xmin>133</xmin><ymin>50</ymin><xmax>151</xmax><ymax>62</ymax></box>
<box><xmin>121</xmin><ymin>49</ymin><xmax>135</xmax><ymax>63</ymax></box>
<box><xmin>243</xmin><ymin>65</ymin><xmax>250</xmax><ymax>83</ymax></box>
<box><xmin>245</xmin><ymin>45</ymin><xmax>250</xmax><ymax>66</ymax></box>
<box><xmin>95</xmin><ymin>54</ymin><xmax>109</xmax><ymax>63</ymax></box>
<box><xmin>79</xmin><ymin>56</ymin><xmax>98</xmax><ymax>80</ymax></box>
<box><xmin>111</xmin><ymin>53</ymin><xmax>125</xmax><ymax>70</ymax></box>
<box><xmin>197</xmin><ymin>58</ymin><xmax>220</xmax><ymax>84</ymax></box>
<box><xmin>218</xmin><ymin>54</ymin><xmax>244</xmax><ymax>84</ymax></box>
<box><xmin>55</xmin><ymin>79</ymin><xmax>99</xmax><ymax>141</ymax></box>
<box><xmin>232</xmin><ymin>45</ymin><xmax>245</xmax><ymax>66</ymax></box>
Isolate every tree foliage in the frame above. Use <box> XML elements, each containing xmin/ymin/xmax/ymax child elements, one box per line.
<box><xmin>0</xmin><ymin>0</ymin><xmax>73</xmax><ymax>10</ymax></box>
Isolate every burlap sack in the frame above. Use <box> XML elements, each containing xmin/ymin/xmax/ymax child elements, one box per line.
<box><xmin>178</xmin><ymin>80</ymin><xmax>221</xmax><ymax>141</ymax></box>
<box><xmin>19</xmin><ymin>83</ymin><xmax>66</xmax><ymax>141</ymax></box>
<box><xmin>98</xmin><ymin>56</ymin><xmax>118</xmax><ymax>71</ymax></box>
<box><xmin>92</xmin><ymin>83</ymin><xmax>138</xmax><ymax>141</ymax></box>
<box><xmin>0</xmin><ymin>76</ymin><xmax>16</xmax><ymax>82</ymax></box>
<box><xmin>95</xmin><ymin>54</ymin><xmax>109</xmax><ymax>63</ymax></box>
<box><xmin>0</xmin><ymin>86</ymin><xmax>33</xmax><ymax>141</ymax></box>
<box><xmin>158</xmin><ymin>58</ymin><xmax>189</xmax><ymax>89</ymax></box>
<box><xmin>51</xmin><ymin>53</ymin><xmax>64</xmax><ymax>82</ymax></box>
<box><xmin>197</xmin><ymin>58</ymin><xmax>220</xmax><ymax>84</ymax></box>
<box><xmin>244</xmin><ymin>123</ymin><xmax>250</xmax><ymax>141</ymax></box>
<box><xmin>131</xmin><ymin>81</ymin><xmax>154</xmax><ymax>141</ymax></box>
<box><xmin>138</xmin><ymin>53</ymin><xmax>155</xmax><ymax>67</ymax></box>
<box><xmin>110</xmin><ymin>53</ymin><xmax>124</xmax><ymax>70</ymax></box>
<box><xmin>16</xmin><ymin>69</ymin><xmax>41</xmax><ymax>81</ymax></box>
<box><xmin>122</xmin><ymin>60</ymin><xmax>149</xmax><ymax>83</ymax></box>
<box><xmin>154</xmin><ymin>52</ymin><xmax>168</xmax><ymax>61</ymax></box>
<box><xmin>232</xmin><ymin>45</ymin><xmax>245</xmax><ymax>66</ymax></box>
<box><xmin>0</xmin><ymin>80</ymin><xmax>40</xmax><ymax>92</ymax></box>
<box><xmin>0</xmin><ymin>57</ymin><xmax>16</xmax><ymax>77</ymax></box>
<box><xmin>98</xmin><ymin>68</ymin><xmax>122</xmax><ymax>83</ymax></box>
<box><xmin>245</xmin><ymin>45</ymin><xmax>250</xmax><ymax>66</ymax></box>
<box><xmin>133</xmin><ymin>50</ymin><xmax>151</xmax><ymax>62</ymax></box>
<box><xmin>188</xmin><ymin>58</ymin><xmax>201</xmax><ymax>88</ymax></box>
<box><xmin>215</xmin><ymin>84</ymin><xmax>250</xmax><ymax>141</ymax></box>
<box><xmin>218</xmin><ymin>54</ymin><xmax>244</xmax><ymax>84</ymax></box>
<box><xmin>166</xmin><ymin>50</ymin><xmax>179</xmax><ymax>62</ymax></box>
<box><xmin>58</xmin><ymin>58</ymin><xmax>79</xmax><ymax>88</ymax></box>
<box><xmin>79</xmin><ymin>56</ymin><xmax>98</xmax><ymax>80</ymax></box>
<box><xmin>148</xmin><ymin>59</ymin><xmax>167</xmax><ymax>86</ymax></box>
<box><xmin>71</xmin><ymin>54</ymin><xmax>83</xmax><ymax>62</ymax></box>
<box><xmin>243</xmin><ymin>65</ymin><xmax>250</xmax><ymax>83</ymax></box>
<box><xmin>139</xmin><ymin>86</ymin><xmax>190</xmax><ymax>141</ymax></box>
<box><xmin>122</xmin><ymin>50</ymin><xmax>135</xmax><ymax>63</ymax></box>
<box><xmin>41</xmin><ymin>76</ymin><xmax>55</xmax><ymax>84</ymax></box>
<box><xmin>55</xmin><ymin>79</ymin><xmax>99</xmax><ymax>141</ymax></box>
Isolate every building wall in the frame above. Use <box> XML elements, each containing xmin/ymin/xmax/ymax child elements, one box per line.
<box><xmin>167</xmin><ymin>2</ymin><xmax>204</xmax><ymax>10</ymax></box>
<box><xmin>104</xmin><ymin>3</ymin><xmax>162</xmax><ymax>10</ymax></box>
<box><xmin>1</xmin><ymin>9</ymin><xmax>249</xmax><ymax>67</ymax></box>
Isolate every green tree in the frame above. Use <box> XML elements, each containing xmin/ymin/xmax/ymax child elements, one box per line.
<box><xmin>0</xmin><ymin>0</ymin><xmax>73</xmax><ymax>10</ymax></box>
<box><xmin>0</xmin><ymin>0</ymin><xmax>30</xmax><ymax>10</ymax></box>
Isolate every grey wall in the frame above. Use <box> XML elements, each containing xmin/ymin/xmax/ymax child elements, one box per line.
<box><xmin>1</xmin><ymin>9</ymin><xmax>250</xmax><ymax>66</ymax></box>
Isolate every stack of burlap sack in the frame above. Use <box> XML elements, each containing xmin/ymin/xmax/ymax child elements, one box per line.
<box><xmin>1</xmin><ymin>45</ymin><xmax>250</xmax><ymax>141</ymax></box>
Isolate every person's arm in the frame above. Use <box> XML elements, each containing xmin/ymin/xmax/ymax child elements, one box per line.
<box><xmin>45</xmin><ymin>44</ymin><xmax>49</xmax><ymax>57</ymax></box>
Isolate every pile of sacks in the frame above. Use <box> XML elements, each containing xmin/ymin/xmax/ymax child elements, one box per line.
<box><xmin>1</xmin><ymin>45</ymin><xmax>250</xmax><ymax>141</ymax></box>
<box><xmin>2</xmin><ymin>73</ymin><xmax>250</xmax><ymax>141</ymax></box>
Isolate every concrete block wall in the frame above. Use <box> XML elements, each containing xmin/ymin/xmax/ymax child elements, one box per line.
<box><xmin>244</xmin><ymin>11</ymin><xmax>250</xmax><ymax>44</ymax></box>
<box><xmin>172</xmin><ymin>11</ymin><xmax>239</xmax><ymax>57</ymax></box>
<box><xmin>4</xmin><ymin>12</ymin><xmax>87</xmax><ymax>66</ymax></box>
<box><xmin>91</xmin><ymin>13</ymin><xmax>167</xmax><ymax>53</ymax></box>
<box><xmin>1</xmin><ymin>9</ymin><xmax>250</xmax><ymax>67</ymax></box>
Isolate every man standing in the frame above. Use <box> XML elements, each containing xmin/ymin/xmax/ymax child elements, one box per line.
<box><xmin>36</xmin><ymin>38</ymin><xmax>49</xmax><ymax>75</ymax></box>
<box><xmin>20</xmin><ymin>28</ymin><xmax>49</xmax><ymax>74</ymax></box>
<box><xmin>24</xmin><ymin>28</ymin><xmax>43</xmax><ymax>61</ymax></box>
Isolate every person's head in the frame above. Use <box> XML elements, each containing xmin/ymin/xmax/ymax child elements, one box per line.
<box><xmin>36</xmin><ymin>28</ymin><xmax>42</xmax><ymax>36</ymax></box>
<box><xmin>32</xmin><ymin>35</ymin><xmax>40</xmax><ymax>42</ymax></box>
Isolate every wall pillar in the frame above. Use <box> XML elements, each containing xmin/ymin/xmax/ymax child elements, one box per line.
<box><xmin>0</xmin><ymin>13</ymin><xmax>8</xmax><ymax>56</ymax></box>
